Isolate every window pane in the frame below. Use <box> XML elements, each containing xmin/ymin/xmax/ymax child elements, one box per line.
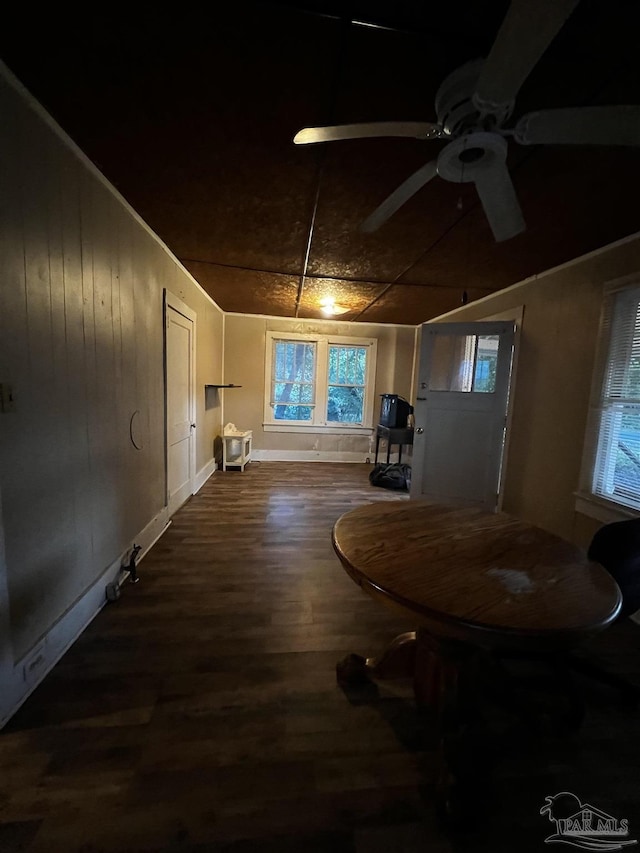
<box><xmin>329</xmin><ymin>345</ymin><xmax>366</xmax><ymax>385</ymax></box>
<box><xmin>617</xmin><ymin>410</ymin><xmax>640</xmax><ymax>498</ymax></box>
<box><xmin>603</xmin><ymin>295</ymin><xmax>640</xmax><ymax>399</ymax></box>
<box><xmin>328</xmin><ymin>347</ymin><xmax>338</xmax><ymax>384</ymax></box>
<box><xmin>273</xmin><ymin>382</ymin><xmax>313</xmax><ymax>404</ymax></box>
<box><xmin>274</xmin><ymin>404</ymin><xmax>313</xmax><ymax>421</ymax></box>
<box><xmin>327</xmin><ymin>386</ymin><xmax>364</xmax><ymax>423</ymax></box>
<box><xmin>273</xmin><ymin>382</ymin><xmax>314</xmax><ymax>420</ymax></box>
<box><xmin>472</xmin><ymin>336</ymin><xmax>498</xmax><ymax>393</ymax></box>
<box><xmin>274</xmin><ymin>341</ymin><xmax>315</xmax><ymax>383</ymax></box>
<box><xmin>595</xmin><ymin>405</ymin><xmax>640</xmax><ymax>507</ymax></box>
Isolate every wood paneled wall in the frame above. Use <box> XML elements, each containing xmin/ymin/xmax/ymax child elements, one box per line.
<box><xmin>0</xmin><ymin>69</ymin><xmax>223</xmax><ymax>675</ymax></box>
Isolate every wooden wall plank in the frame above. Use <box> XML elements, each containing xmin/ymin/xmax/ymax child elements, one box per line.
<box><xmin>58</xmin><ymin>150</ymin><xmax>93</xmax><ymax>591</ymax></box>
<box><xmin>89</xmin><ymin>180</ymin><xmax>119</xmax><ymax>569</ymax></box>
<box><xmin>0</xmin><ymin>79</ymin><xmax>30</xmax><ymax>667</ymax></box>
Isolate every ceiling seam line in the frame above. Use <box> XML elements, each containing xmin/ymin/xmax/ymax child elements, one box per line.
<box><xmin>263</xmin><ymin>2</ymin><xmax>498</xmax><ymax>43</ymax></box>
<box><xmin>353</xmin><ymin>279</ymin><xmax>500</xmax><ymax>321</ymax></box>
<box><xmin>385</xmin><ymin>143</ymin><xmax>545</xmax><ymax>293</ymax></box>
<box><xmin>294</xmin><ymin>162</ymin><xmax>324</xmax><ymax>317</ymax></box>
<box><xmin>353</xmin><ymin>151</ymin><xmax>540</xmax><ymax>320</ymax></box>
<box><xmin>352</xmin><ymin>209</ymin><xmax>475</xmax><ymax>319</ymax></box>
<box><xmin>178</xmin><ymin>256</ymin><xmax>495</xmax><ymax>292</ymax></box>
<box><xmin>294</xmin><ymin>11</ymin><xmax>354</xmax><ymax>317</ymax></box>
<box><xmin>352</xmin><ymin>283</ymin><xmax>394</xmax><ymax>321</ymax></box>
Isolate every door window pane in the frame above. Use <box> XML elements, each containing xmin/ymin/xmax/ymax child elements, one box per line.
<box><xmin>473</xmin><ymin>336</ymin><xmax>498</xmax><ymax>393</ymax></box>
<box><xmin>428</xmin><ymin>334</ymin><xmax>497</xmax><ymax>392</ymax></box>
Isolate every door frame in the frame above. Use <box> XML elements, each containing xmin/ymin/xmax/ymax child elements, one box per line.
<box><xmin>164</xmin><ymin>289</ymin><xmax>197</xmax><ymax>512</ymax></box>
<box><xmin>484</xmin><ymin>305</ymin><xmax>523</xmax><ymax>511</ymax></box>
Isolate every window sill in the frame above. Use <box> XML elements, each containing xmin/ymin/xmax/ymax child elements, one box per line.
<box><xmin>263</xmin><ymin>424</ymin><xmax>373</xmax><ymax>436</ymax></box>
<box><xmin>574</xmin><ymin>492</ymin><xmax>640</xmax><ymax>525</ymax></box>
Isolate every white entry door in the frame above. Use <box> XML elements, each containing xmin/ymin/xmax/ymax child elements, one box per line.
<box><xmin>410</xmin><ymin>321</ymin><xmax>516</xmax><ymax>510</ymax></box>
<box><xmin>165</xmin><ymin>294</ymin><xmax>196</xmax><ymax>516</ymax></box>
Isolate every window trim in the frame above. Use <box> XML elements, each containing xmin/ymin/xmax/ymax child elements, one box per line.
<box><xmin>263</xmin><ymin>331</ymin><xmax>378</xmax><ymax>432</ymax></box>
<box><xmin>577</xmin><ymin>274</ymin><xmax>640</xmax><ymax>521</ymax></box>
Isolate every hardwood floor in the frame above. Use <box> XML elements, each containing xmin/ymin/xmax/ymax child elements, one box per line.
<box><xmin>1</xmin><ymin>462</ymin><xmax>639</xmax><ymax>852</ymax></box>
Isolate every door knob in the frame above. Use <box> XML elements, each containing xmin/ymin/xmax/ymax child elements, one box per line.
<box><xmin>415</xmin><ymin>427</ymin><xmax>424</xmax><ymax>434</ymax></box>
<box><xmin>190</xmin><ymin>423</ymin><xmax>196</xmax><ymax>429</ymax></box>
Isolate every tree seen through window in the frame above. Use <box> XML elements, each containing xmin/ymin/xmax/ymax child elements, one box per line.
<box><xmin>327</xmin><ymin>345</ymin><xmax>367</xmax><ymax>423</ymax></box>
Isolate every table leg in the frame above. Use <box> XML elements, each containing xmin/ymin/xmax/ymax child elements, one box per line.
<box><xmin>386</xmin><ymin>440</ymin><xmax>391</xmax><ymax>464</ymax></box>
<box><xmin>398</xmin><ymin>445</ymin><xmax>402</xmax><ymax>464</ymax></box>
<box><xmin>374</xmin><ymin>433</ymin><xmax>381</xmax><ymax>464</ymax></box>
<box><xmin>336</xmin><ymin>632</ymin><xmax>416</xmax><ymax>686</ymax></box>
<box><xmin>416</xmin><ymin>632</ymin><xmax>492</xmax><ymax>827</ymax></box>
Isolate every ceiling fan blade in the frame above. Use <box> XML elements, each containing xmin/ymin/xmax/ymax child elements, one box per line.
<box><xmin>359</xmin><ymin>160</ymin><xmax>438</xmax><ymax>233</ymax></box>
<box><xmin>293</xmin><ymin>122</ymin><xmax>445</xmax><ymax>145</ymax></box>
<box><xmin>515</xmin><ymin>105</ymin><xmax>640</xmax><ymax>146</ymax></box>
<box><xmin>473</xmin><ymin>0</ymin><xmax>580</xmax><ymax>121</ymax></box>
<box><xmin>474</xmin><ymin>161</ymin><xmax>526</xmax><ymax>243</ymax></box>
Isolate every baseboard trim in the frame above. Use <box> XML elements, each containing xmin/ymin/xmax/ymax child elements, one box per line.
<box><xmin>0</xmin><ymin>508</ymin><xmax>171</xmax><ymax>729</ymax></box>
<box><xmin>194</xmin><ymin>458</ymin><xmax>217</xmax><ymax>493</ymax></box>
<box><xmin>252</xmin><ymin>450</ymin><xmax>366</xmax><ymax>463</ymax></box>
<box><xmin>251</xmin><ymin>449</ymin><xmax>409</xmax><ymax>464</ymax></box>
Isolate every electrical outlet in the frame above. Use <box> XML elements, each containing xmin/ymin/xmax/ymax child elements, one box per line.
<box><xmin>0</xmin><ymin>383</ymin><xmax>16</xmax><ymax>413</ymax></box>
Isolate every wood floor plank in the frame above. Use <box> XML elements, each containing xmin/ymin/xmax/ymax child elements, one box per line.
<box><xmin>1</xmin><ymin>462</ymin><xmax>639</xmax><ymax>851</ymax></box>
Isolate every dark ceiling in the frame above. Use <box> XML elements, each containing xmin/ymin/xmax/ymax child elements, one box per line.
<box><xmin>2</xmin><ymin>1</ymin><xmax>640</xmax><ymax>324</ymax></box>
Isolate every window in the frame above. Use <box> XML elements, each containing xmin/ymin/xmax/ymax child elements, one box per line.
<box><xmin>583</xmin><ymin>283</ymin><xmax>640</xmax><ymax>513</ymax></box>
<box><xmin>264</xmin><ymin>332</ymin><xmax>377</xmax><ymax>432</ymax></box>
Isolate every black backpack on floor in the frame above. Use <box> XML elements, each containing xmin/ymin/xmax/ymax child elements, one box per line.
<box><xmin>369</xmin><ymin>463</ymin><xmax>411</xmax><ymax>491</ymax></box>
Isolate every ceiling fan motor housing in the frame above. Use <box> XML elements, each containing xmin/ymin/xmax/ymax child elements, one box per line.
<box><xmin>436</xmin><ymin>132</ymin><xmax>508</xmax><ymax>184</ymax></box>
<box><xmin>434</xmin><ymin>59</ymin><xmax>485</xmax><ymax>137</ymax></box>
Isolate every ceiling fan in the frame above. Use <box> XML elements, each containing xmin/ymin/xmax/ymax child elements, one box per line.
<box><xmin>294</xmin><ymin>0</ymin><xmax>640</xmax><ymax>242</ymax></box>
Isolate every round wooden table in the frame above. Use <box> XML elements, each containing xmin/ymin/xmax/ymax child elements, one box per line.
<box><xmin>332</xmin><ymin>501</ymin><xmax>621</xmax><ymax>651</ymax></box>
<box><xmin>332</xmin><ymin>500</ymin><xmax>623</xmax><ymax>826</ymax></box>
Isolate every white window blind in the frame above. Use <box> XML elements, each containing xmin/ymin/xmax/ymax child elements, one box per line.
<box><xmin>592</xmin><ymin>285</ymin><xmax>640</xmax><ymax>509</ymax></box>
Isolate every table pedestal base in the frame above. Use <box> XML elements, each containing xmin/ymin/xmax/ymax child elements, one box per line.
<box><xmin>336</xmin><ymin>630</ymin><xmax>465</xmax><ymax>711</ymax></box>
<box><xmin>336</xmin><ymin>629</ymin><xmax>587</xmax><ymax>829</ymax></box>
<box><xmin>337</xmin><ymin>630</ymin><xmax>485</xmax><ymax>827</ymax></box>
